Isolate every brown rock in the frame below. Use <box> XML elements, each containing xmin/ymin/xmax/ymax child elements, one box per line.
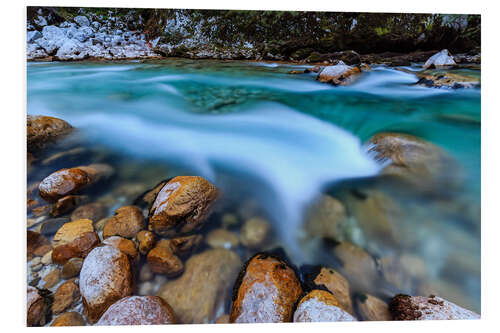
<box><xmin>103</xmin><ymin>236</ymin><xmax>139</xmax><ymax>263</ymax></box>
<box><xmin>136</xmin><ymin>230</ymin><xmax>155</xmax><ymax>255</ymax></box>
<box><xmin>293</xmin><ymin>289</ymin><xmax>356</xmax><ymax>322</ymax></box>
<box><xmin>96</xmin><ymin>296</ymin><xmax>177</xmax><ymax>325</ymax></box>
<box><xmin>51</xmin><ymin>312</ymin><xmax>86</xmax><ymax>326</ymax></box>
<box><xmin>157</xmin><ymin>248</ymin><xmax>241</xmax><ymax>324</ymax></box>
<box><xmin>389</xmin><ymin>294</ymin><xmax>479</xmax><ymax>320</ymax></box>
<box><xmin>312</xmin><ymin>267</ymin><xmax>354</xmax><ymax>315</ymax></box>
<box><xmin>76</xmin><ymin>163</ymin><xmax>114</xmax><ymax>183</ymax></box>
<box><xmin>71</xmin><ymin>202</ymin><xmax>107</xmax><ymax>222</ymax></box>
<box><xmin>305</xmin><ymin>195</ymin><xmax>347</xmax><ymax>240</ymax></box>
<box><xmin>356</xmin><ymin>294</ymin><xmax>392</xmax><ymax>321</ymax></box>
<box><xmin>317</xmin><ymin>61</ymin><xmax>362</xmax><ymax>86</ymax></box>
<box><xmin>53</xmin><ymin>219</ymin><xmax>94</xmax><ymax>247</ymax></box>
<box><xmin>42</xmin><ymin>268</ymin><xmax>61</xmax><ymax>288</ymax></box>
<box><xmin>39</xmin><ymin>217</ymin><xmax>70</xmax><ymax>235</ymax></box>
<box><xmin>206</xmin><ymin>228</ymin><xmax>239</xmax><ymax>249</ymax></box>
<box><xmin>147</xmin><ymin>240</ymin><xmax>183</xmax><ymax>277</ymax></box>
<box><xmin>32</xmin><ymin>205</ymin><xmax>50</xmax><ymax>217</ymax></box>
<box><xmin>230</xmin><ymin>253</ymin><xmax>303</xmax><ymax>323</ymax></box>
<box><xmin>169</xmin><ymin>234</ymin><xmax>202</xmax><ymax>258</ymax></box>
<box><xmin>38</xmin><ymin>168</ymin><xmax>92</xmax><ymax>202</ymax></box>
<box><xmin>139</xmin><ymin>264</ymin><xmax>154</xmax><ymax>281</ymax></box>
<box><xmin>52</xmin><ymin>279</ymin><xmax>80</xmax><ymax>314</ymax></box>
<box><xmin>61</xmin><ymin>257</ymin><xmax>83</xmax><ymax>279</ymax></box>
<box><xmin>27</xmin><ymin>115</ymin><xmax>72</xmax><ymax>153</ymax></box>
<box><xmin>27</xmin><ymin>230</ymin><xmax>51</xmax><ymax>260</ymax></box>
<box><xmin>27</xmin><ymin>286</ymin><xmax>50</xmax><ymax>326</ymax></box>
<box><xmin>331</xmin><ymin>242</ymin><xmax>380</xmax><ymax>292</ymax></box>
<box><xmin>103</xmin><ymin>205</ymin><xmax>145</xmax><ymax>239</ymax></box>
<box><xmin>148</xmin><ymin>176</ymin><xmax>219</xmax><ymax>237</ymax></box>
<box><xmin>215</xmin><ymin>314</ymin><xmax>229</xmax><ymax>323</ymax></box>
<box><xmin>50</xmin><ymin>195</ymin><xmax>87</xmax><ymax>217</ymax></box>
<box><xmin>80</xmin><ymin>245</ymin><xmax>134</xmax><ymax>323</ymax></box>
<box><xmin>379</xmin><ymin>253</ymin><xmax>428</xmax><ymax>293</ymax></box>
<box><xmin>366</xmin><ymin>132</ymin><xmax>463</xmax><ymax>191</ymax></box>
<box><xmin>240</xmin><ymin>217</ymin><xmax>270</xmax><ymax>249</ymax></box>
<box><xmin>52</xmin><ymin>231</ymin><xmax>100</xmax><ymax>265</ymax></box>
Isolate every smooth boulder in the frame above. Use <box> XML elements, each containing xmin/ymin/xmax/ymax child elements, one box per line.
<box><xmin>293</xmin><ymin>289</ymin><xmax>356</xmax><ymax>322</ymax></box>
<box><xmin>27</xmin><ymin>115</ymin><xmax>72</xmax><ymax>152</ymax></box>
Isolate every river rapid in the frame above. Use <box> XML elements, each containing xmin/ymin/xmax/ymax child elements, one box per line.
<box><xmin>27</xmin><ymin>58</ymin><xmax>481</xmax><ymax>313</ymax></box>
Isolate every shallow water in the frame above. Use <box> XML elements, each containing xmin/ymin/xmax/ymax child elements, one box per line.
<box><xmin>27</xmin><ymin>59</ymin><xmax>481</xmax><ymax>315</ymax></box>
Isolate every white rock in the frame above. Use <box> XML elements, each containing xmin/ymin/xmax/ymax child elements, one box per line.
<box><xmin>293</xmin><ymin>297</ymin><xmax>357</xmax><ymax>322</ymax></box>
<box><xmin>36</xmin><ymin>26</ymin><xmax>67</xmax><ymax>54</ymax></box>
<box><xmin>55</xmin><ymin>39</ymin><xmax>88</xmax><ymax>60</ymax></box>
<box><xmin>74</xmin><ymin>16</ymin><xmax>90</xmax><ymax>27</ymax></box>
<box><xmin>27</xmin><ymin>43</ymin><xmax>48</xmax><ymax>59</ymax></box>
<box><xmin>34</xmin><ymin>15</ymin><xmax>47</xmax><ymax>27</ymax></box>
<box><xmin>423</xmin><ymin>49</ymin><xmax>456</xmax><ymax>69</ymax></box>
<box><xmin>27</xmin><ymin>30</ymin><xmax>42</xmax><ymax>43</ymax></box>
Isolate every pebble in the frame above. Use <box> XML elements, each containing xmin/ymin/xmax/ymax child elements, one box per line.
<box><xmin>51</xmin><ymin>312</ymin><xmax>86</xmax><ymax>326</ymax></box>
<box><xmin>311</xmin><ymin>267</ymin><xmax>355</xmax><ymax>315</ymax></box>
<box><xmin>206</xmin><ymin>228</ymin><xmax>239</xmax><ymax>249</ymax></box>
<box><xmin>136</xmin><ymin>230</ymin><xmax>155</xmax><ymax>255</ymax></box>
<box><xmin>53</xmin><ymin>219</ymin><xmax>94</xmax><ymax>247</ymax></box>
<box><xmin>103</xmin><ymin>205</ymin><xmax>145</xmax><ymax>239</ymax></box>
<box><xmin>147</xmin><ymin>239</ymin><xmax>183</xmax><ymax>277</ymax></box>
<box><xmin>356</xmin><ymin>294</ymin><xmax>392</xmax><ymax>321</ymax></box>
<box><xmin>42</xmin><ymin>268</ymin><xmax>61</xmax><ymax>288</ymax></box>
<box><xmin>239</xmin><ymin>217</ymin><xmax>270</xmax><ymax>249</ymax></box>
<box><xmin>61</xmin><ymin>257</ymin><xmax>84</xmax><ymax>279</ymax></box>
<box><xmin>52</xmin><ymin>279</ymin><xmax>80</xmax><ymax>314</ymax></box>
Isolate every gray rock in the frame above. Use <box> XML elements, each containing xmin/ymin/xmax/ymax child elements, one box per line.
<box><xmin>27</xmin><ymin>30</ymin><xmax>42</xmax><ymax>43</ymax></box>
<box><xmin>111</xmin><ymin>35</ymin><xmax>123</xmax><ymax>47</ymax></box>
<box><xmin>74</xmin><ymin>27</ymin><xmax>94</xmax><ymax>42</ymax></box>
<box><xmin>34</xmin><ymin>15</ymin><xmax>47</xmax><ymax>27</ymax></box>
<box><xmin>74</xmin><ymin>15</ymin><xmax>90</xmax><ymax>27</ymax></box>
<box><xmin>39</xmin><ymin>217</ymin><xmax>71</xmax><ymax>235</ymax></box>
<box><xmin>91</xmin><ymin>21</ymin><xmax>101</xmax><ymax>31</ymax></box>
<box><xmin>423</xmin><ymin>49</ymin><xmax>456</xmax><ymax>69</ymax></box>
<box><xmin>36</xmin><ymin>25</ymin><xmax>67</xmax><ymax>54</ymax></box>
<box><xmin>27</xmin><ymin>43</ymin><xmax>48</xmax><ymax>59</ymax></box>
<box><xmin>55</xmin><ymin>39</ymin><xmax>88</xmax><ymax>60</ymax></box>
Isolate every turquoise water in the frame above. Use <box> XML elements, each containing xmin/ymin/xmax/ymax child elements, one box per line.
<box><xmin>27</xmin><ymin>59</ymin><xmax>481</xmax><ymax>313</ymax></box>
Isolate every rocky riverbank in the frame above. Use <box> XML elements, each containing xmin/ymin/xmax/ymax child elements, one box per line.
<box><xmin>26</xmin><ymin>112</ymin><xmax>480</xmax><ymax>326</ymax></box>
<box><xmin>27</xmin><ymin>7</ymin><xmax>480</xmax><ymax>65</ymax></box>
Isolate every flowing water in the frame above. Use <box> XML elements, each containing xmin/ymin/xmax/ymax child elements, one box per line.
<box><xmin>27</xmin><ymin>59</ymin><xmax>481</xmax><ymax>315</ymax></box>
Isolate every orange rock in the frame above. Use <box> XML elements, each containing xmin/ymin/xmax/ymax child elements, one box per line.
<box><xmin>71</xmin><ymin>202</ymin><xmax>107</xmax><ymax>222</ymax></box>
<box><xmin>230</xmin><ymin>253</ymin><xmax>303</xmax><ymax>323</ymax></box>
<box><xmin>50</xmin><ymin>195</ymin><xmax>85</xmax><ymax>217</ymax></box>
<box><xmin>169</xmin><ymin>234</ymin><xmax>202</xmax><ymax>258</ymax></box>
<box><xmin>356</xmin><ymin>294</ymin><xmax>392</xmax><ymax>321</ymax></box>
<box><xmin>103</xmin><ymin>205</ymin><xmax>145</xmax><ymax>239</ymax></box>
<box><xmin>103</xmin><ymin>236</ymin><xmax>139</xmax><ymax>263</ymax></box>
<box><xmin>27</xmin><ymin>230</ymin><xmax>51</xmax><ymax>260</ymax></box>
<box><xmin>148</xmin><ymin>176</ymin><xmax>219</xmax><ymax>237</ymax></box>
<box><xmin>293</xmin><ymin>289</ymin><xmax>356</xmax><ymax>322</ymax></box>
<box><xmin>27</xmin><ymin>286</ymin><xmax>50</xmax><ymax>326</ymax></box>
<box><xmin>52</xmin><ymin>231</ymin><xmax>100</xmax><ymax>265</ymax></box>
<box><xmin>52</xmin><ymin>279</ymin><xmax>80</xmax><ymax>314</ymax></box>
<box><xmin>96</xmin><ymin>296</ymin><xmax>177</xmax><ymax>325</ymax></box>
<box><xmin>313</xmin><ymin>267</ymin><xmax>354</xmax><ymax>315</ymax></box>
<box><xmin>80</xmin><ymin>245</ymin><xmax>134</xmax><ymax>323</ymax></box>
<box><xmin>51</xmin><ymin>312</ymin><xmax>86</xmax><ymax>326</ymax></box>
<box><xmin>147</xmin><ymin>240</ymin><xmax>183</xmax><ymax>277</ymax></box>
<box><xmin>136</xmin><ymin>230</ymin><xmax>155</xmax><ymax>255</ymax></box>
<box><xmin>38</xmin><ymin>168</ymin><xmax>91</xmax><ymax>202</ymax></box>
<box><xmin>53</xmin><ymin>219</ymin><xmax>94</xmax><ymax>247</ymax></box>
<box><xmin>27</xmin><ymin>115</ymin><xmax>72</xmax><ymax>153</ymax></box>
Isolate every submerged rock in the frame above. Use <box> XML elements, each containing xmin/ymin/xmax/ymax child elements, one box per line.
<box><xmin>389</xmin><ymin>294</ymin><xmax>479</xmax><ymax>320</ymax></box>
<box><xmin>38</xmin><ymin>168</ymin><xmax>92</xmax><ymax>202</ymax></box>
<box><xmin>80</xmin><ymin>245</ymin><xmax>134</xmax><ymax>323</ymax></box>
<box><xmin>206</xmin><ymin>228</ymin><xmax>239</xmax><ymax>249</ymax></box>
<box><xmin>147</xmin><ymin>240</ymin><xmax>184</xmax><ymax>277</ymax></box>
<box><xmin>305</xmin><ymin>195</ymin><xmax>348</xmax><ymax>241</ymax></box>
<box><xmin>71</xmin><ymin>202</ymin><xmax>107</xmax><ymax>223</ymax></box>
<box><xmin>136</xmin><ymin>230</ymin><xmax>155</xmax><ymax>255</ymax></box>
<box><xmin>103</xmin><ymin>205</ymin><xmax>145</xmax><ymax>239</ymax></box>
<box><xmin>423</xmin><ymin>49</ymin><xmax>456</xmax><ymax>69</ymax></box>
<box><xmin>366</xmin><ymin>132</ymin><xmax>463</xmax><ymax>191</ymax></box>
<box><xmin>356</xmin><ymin>294</ymin><xmax>392</xmax><ymax>321</ymax></box>
<box><xmin>27</xmin><ymin>286</ymin><xmax>51</xmax><ymax>326</ymax></box>
<box><xmin>157</xmin><ymin>248</ymin><xmax>241</xmax><ymax>324</ymax></box>
<box><xmin>230</xmin><ymin>253</ymin><xmax>303</xmax><ymax>323</ymax></box>
<box><xmin>169</xmin><ymin>234</ymin><xmax>203</xmax><ymax>258</ymax></box>
<box><xmin>97</xmin><ymin>296</ymin><xmax>177</xmax><ymax>325</ymax></box>
<box><xmin>51</xmin><ymin>312</ymin><xmax>86</xmax><ymax>326</ymax></box>
<box><xmin>148</xmin><ymin>176</ymin><xmax>219</xmax><ymax>237</ymax></box>
<box><xmin>27</xmin><ymin>115</ymin><xmax>72</xmax><ymax>153</ymax></box>
<box><xmin>316</xmin><ymin>61</ymin><xmax>361</xmax><ymax>86</ymax></box>
<box><xmin>239</xmin><ymin>217</ymin><xmax>270</xmax><ymax>249</ymax></box>
<box><xmin>293</xmin><ymin>289</ymin><xmax>356</xmax><ymax>322</ymax></box>
<box><xmin>311</xmin><ymin>267</ymin><xmax>354</xmax><ymax>315</ymax></box>
<box><xmin>52</xmin><ymin>279</ymin><xmax>80</xmax><ymax>314</ymax></box>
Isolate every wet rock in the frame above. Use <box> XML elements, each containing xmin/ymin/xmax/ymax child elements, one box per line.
<box><xmin>304</xmin><ymin>65</ymin><xmax>322</xmax><ymax>73</ymax></box>
<box><xmin>50</xmin><ymin>196</ymin><xmax>86</xmax><ymax>217</ymax></box>
<box><xmin>169</xmin><ymin>234</ymin><xmax>202</xmax><ymax>258</ymax></box>
<box><xmin>379</xmin><ymin>253</ymin><xmax>428</xmax><ymax>293</ymax></box>
<box><xmin>147</xmin><ymin>240</ymin><xmax>183</xmax><ymax>277</ymax></box>
<box><xmin>139</xmin><ymin>281</ymin><xmax>154</xmax><ymax>295</ymax></box>
<box><xmin>103</xmin><ymin>236</ymin><xmax>139</xmax><ymax>263</ymax></box>
<box><xmin>71</xmin><ymin>202</ymin><xmax>107</xmax><ymax>222</ymax></box>
<box><xmin>27</xmin><ymin>286</ymin><xmax>50</xmax><ymax>326</ymax></box>
<box><xmin>356</xmin><ymin>294</ymin><xmax>392</xmax><ymax>321</ymax></box>
<box><xmin>32</xmin><ymin>205</ymin><xmax>50</xmax><ymax>217</ymax></box>
<box><xmin>41</xmin><ymin>147</ymin><xmax>87</xmax><ymax>166</ymax></box>
<box><xmin>148</xmin><ymin>176</ymin><xmax>219</xmax><ymax>237</ymax></box>
<box><xmin>42</xmin><ymin>268</ymin><xmax>61</xmax><ymax>288</ymax></box>
<box><xmin>423</xmin><ymin>49</ymin><xmax>456</xmax><ymax>69</ymax></box>
<box><xmin>41</xmin><ymin>250</ymin><xmax>53</xmax><ymax>265</ymax></box>
<box><xmin>61</xmin><ymin>258</ymin><xmax>83</xmax><ymax>279</ymax></box>
<box><xmin>389</xmin><ymin>294</ymin><xmax>479</xmax><ymax>320</ymax></box>
<box><xmin>52</xmin><ymin>231</ymin><xmax>100</xmax><ymax>265</ymax></box>
<box><xmin>51</xmin><ymin>312</ymin><xmax>86</xmax><ymax>326</ymax></box>
<box><xmin>139</xmin><ymin>264</ymin><xmax>154</xmax><ymax>282</ymax></box>
<box><xmin>311</xmin><ymin>267</ymin><xmax>354</xmax><ymax>315</ymax></box>
<box><xmin>221</xmin><ymin>213</ymin><xmax>239</xmax><ymax>228</ymax></box>
<box><xmin>305</xmin><ymin>195</ymin><xmax>348</xmax><ymax>240</ymax></box>
<box><xmin>96</xmin><ymin>296</ymin><xmax>177</xmax><ymax>325</ymax></box>
<box><xmin>293</xmin><ymin>289</ymin><xmax>356</xmax><ymax>322</ymax></box>
<box><xmin>27</xmin><ymin>230</ymin><xmax>51</xmax><ymax>260</ymax></box>
<box><xmin>38</xmin><ymin>168</ymin><xmax>92</xmax><ymax>202</ymax></box>
<box><xmin>77</xmin><ymin>163</ymin><xmax>114</xmax><ymax>183</ymax></box>
<box><xmin>331</xmin><ymin>242</ymin><xmax>380</xmax><ymax>292</ymax></box>
<box><xmin>27</xmin><ymin>115</ymin><xmax>72</xmax><ymax>152</ymax></box>
<box><xmin>80</xmin><ymin>245</ymin><xmax>134</xmax><ymax>323</ymax></box>
<box><xmin>134</xmin><ymin>179</ymin><xmax>170</xmax><ymax>207</ymax></box>
<box><xmin>157</xmin><ymin>248</ymin><xmax>241</xmax><ymax>324</ymax></box>
<box><xmin>53</xmin><ymin>219</ymin><xmax>94</xmax><ymax>247</ymax></box>
<box><xmin>215</xmin><ymin>314</ymin><xmax>230</xmax><ymax>323</ymax></box>
<box><xmin>316</xmin><ymin>61</ymin><xmax>361</xmax><ymax>86</ymax></box>
<box><xmin>103</xmin><ymin>205</ymin><xmax>145</xmax><ymax>239</ymax></box>
<box><xmin>206</xmin><ymin>228</ymin><xmax>239</xmax><ymax>249</ymax></box>
<box><xmin>52</xmin><ymin>279</ymin><xmax>80</xmax><ymax>314</ymax></box>
<box><xmin>366</xmin><ymin>132</ymin><xmax>463</xmax><ymax>191</ymax></box>
<box><xmin>39</xmin><ymin>217</ymin><xmax>71</xmax><ymax>235</ymax></box>
<box><xmin>136</xmin><ymin>230</ymin><xmax>155</xmax><ymax>255</ymax></box>
<box><xmin>230</xmin><ymin>253</ymin><xmax>303</xmax><ymax>323</ymax></box>
<box><xmin>415</xmin><ymin>71</ymin><xmax>480</xmax><ymax>89</ymax></box>
<box><xmin>239</xmin><ymin>217</ymin><xmax>270</xmax><ymax>249</ymax></box>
